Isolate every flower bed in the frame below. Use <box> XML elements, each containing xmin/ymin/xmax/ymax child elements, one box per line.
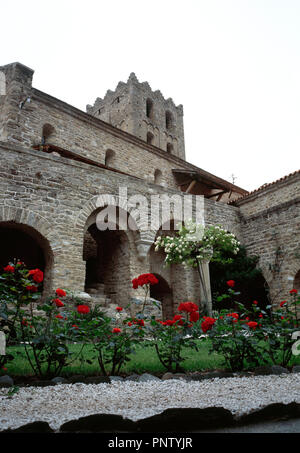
<box><xmin>1</xmin><ymin>263</ymin><xmax>300</xmax><ymax>379</ymax></box>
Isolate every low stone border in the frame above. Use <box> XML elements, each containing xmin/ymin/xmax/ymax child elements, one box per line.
<box><xmin>0</xmin><ymin>365</ymin><xmax>299</xmax><ymax>388</ymax></box>
<box><xmin>1</xmin><ymin>403</ymin><xmax>300</xmax><ymax>433</ymax></box>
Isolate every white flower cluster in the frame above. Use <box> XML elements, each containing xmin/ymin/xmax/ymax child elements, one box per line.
<box><xmin>154</xmin><ymin>221</ymin><xmax>240</xmax><ymax>267</ymax></box>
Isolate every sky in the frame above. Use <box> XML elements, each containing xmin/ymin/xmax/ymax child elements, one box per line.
<box><xmin>1</xmin><ymin>0</ymin><xmax>300</xmax><ymax>191</ymax></box>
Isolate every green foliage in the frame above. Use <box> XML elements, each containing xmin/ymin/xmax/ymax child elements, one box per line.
<box><xmin>210</xmin><ymin>246</ymin><xmax>269</xmax><ymax>311</ymax></box>
<box><xmin>71</xmin><ymin>309</ymin><xmax>146</xmax><ymax>376</ymax></box>
<box><xmin>1</xmin><ymin>261</ymin><xmax>299</xmax><ymax>378</ymax></box>
<box><xmin>148</xmin><ymin>318</ymin><xmax>198</xmax><ymax>372</ymax></box>
<box><xmin>202</xmin><ymin>286</ymin><xmax>300</xmax><ymax>371</ymax></box>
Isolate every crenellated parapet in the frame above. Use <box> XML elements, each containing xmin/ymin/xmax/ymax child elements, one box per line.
<box><xmin>86</xmin><ymin>72</ymin><xmax>186</xmax><ymax>160</ymax></box>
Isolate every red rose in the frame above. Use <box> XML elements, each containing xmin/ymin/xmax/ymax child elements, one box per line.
<box><xmin>3</xmin><ymin>265</ymin><xmax>15</xmax><ymax>273</ymax></box>
<box><xmin>178</xmin><ymin>302</ymin><xmax>198</xmax><ymax>313</ymax></box>
<box><xmin>289</xmin><ymin>289</ymin><xmax>298</xmax><ymax>294</ymax></box>
<box><xmin>227</xmin><ymin>313</ymin><xmax>239</xmax><ymax>320</ymax></box>
<box><xmin>116</xmin><ymin>307</ymin><xmax>123</xmax><ymax>312</ymax></box>
<box><xmin>132</xmin><ymin>273</ymin><xmax>158</xmax><ymax>288</ymax></box>
<box><xmin>164</xmin><ymin>319</ymin><xmax>175</xmax><ymax>326</ymax></box>
<box><xmin>53</xmin><ymin>298</ymin><xmax>64</xmax><ymax>308</ymax></box>
<box><xmin>132</xmin><ymin>278</ymin><xmax>139</xmax><ymax>289</ymax></box>
<box><xmin>77</xmin><ymin>304</ymin><xmax>90</xmax><ymax>314</ymax></box>
<box><xmin>189</xmin><ymin>311</ymin><xmax>200</xmax><ymax>323</ymax></box>
<box><xmin>173</xmin><ymin>314</ymin><xmax>184</xmax><ymax>325</ymax></box>
<box><xmin>247</xmin><ymin>321</ymin><xmax>258</xmax><ymax>330</ymax></box>
<box><xmin>2</xmin><ymin>367</ymin><xmax>8</xmax><ymax>371</ymax></box>
<box><xmin>280</xmin><ymin>301</ymin><xmax>287</xmax><ymax>307</ymax></box>
<box><xmin>21</xmin><ymin>318</ymin><xmax>28</xmax><ymax>326</ymax></box>
<box><xmin>56</xmin><ymin>288</ymin><xmax>67</xmax><ymax>297</ymax></box>
<box><xmin>28</xmin><ymin>269</ymin><xmax>44</xmax><ymax>283</ymax></box>
<box><xmin>72</xmin><ymin>324</ymin><xmax>79</xmax><ymax>329</ymax></box>
<box><xmin>33</xmin><ymin>270</ymin><xmax>43</xmax><ymax>283</ymax></box>
<box><xmin>258</xmin><ymin>314</ymin><xmax>263</xmax><ymax>318</ymax></box>
<box><xmin>128</xmin><ymin>321</ymin><xmax>133</xmax><ymax>326</ymax></box>
<box><xmin>226</xmin><ymin>280</ymin><xmax>235</xmax><ymax>288</ymax></box>
<box><xmin>253</xmin><ymin>301</ymin><xmax>258</xmax><ymax>305</ymax></box>
<box><xmin>26</xmin><ymin>285</ymin><xmax>38</xmax><ymax>292</ymax></box>
<box><xmin>55</xmin><ymin>314</ymin><xmax>64</xmax><ymax>319</ymax></box>
<box><xmin>112</xmin><ymin>328</ymin><xmax>121</xmax><ymax>333</ymax></box>
<box><xmin>201</xmin><ymin>317</ymin><xmax>216</xmax><ymax>333</ymax></box>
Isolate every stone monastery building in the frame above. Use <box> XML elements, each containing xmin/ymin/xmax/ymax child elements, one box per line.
<box><xmin>0</xmin><ymin>62</ymin><xmax>299</xmax><ymax>317</ymax></box>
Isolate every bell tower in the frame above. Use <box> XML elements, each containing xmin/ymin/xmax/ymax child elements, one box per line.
<box><xmin>87</xmin><ymin>73</ymin><xmax>186</xmax><ymax>160</ymax></box>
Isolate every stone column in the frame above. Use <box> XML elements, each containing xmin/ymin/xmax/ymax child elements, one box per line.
<box><xmin>0</xmin><ymin>331</ymin><xmax>5</xmax><ymax>356</ymax></box>
<box><xmin>199</xmin><ymin>260</ymin><xmax>213</xmax><ymax>316</ymax></box>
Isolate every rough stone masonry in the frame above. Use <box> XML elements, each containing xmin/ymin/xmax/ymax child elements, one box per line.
<box><xmin>0</xmin><ymin>62</ymin><xmax>299</xmax><ymax>316</ymax></box>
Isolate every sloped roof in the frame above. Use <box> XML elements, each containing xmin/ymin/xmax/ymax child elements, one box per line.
<box><xmin>228</xmin><ymin>169</ymin><xmax>300</xmax><ymax>205</ymax></box>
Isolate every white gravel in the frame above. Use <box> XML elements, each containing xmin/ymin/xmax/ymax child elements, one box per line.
<box><xmin>0</xmin><ymin>374</ymin><xmax>299</xmax><ymax>431</ymax></box>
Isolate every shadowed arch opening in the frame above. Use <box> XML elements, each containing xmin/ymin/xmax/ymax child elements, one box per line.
<box><xmin>0</xmin><ymin>221</ymin><xmax>54</xmax><ymax>294</ymax></box>
<box><xmin>147</xmin><ymin>131</ymin><xmax>154</xmax><ymax>145</ymax></box>
<box><xmin>82</xmin><ymin>206</ymin><xmax>138</xmax><ymax>307</ymax></box>
<box><xmin>167</xmin><ymin>143</ymin><xmax>173</xmax><ymax>154</ymax></box>
<box><xmin>154</xmin><ymin>169</ymin><xmax>162</xmax><ymax>185</ymax></box>
<box><xmin>105</xmin><ymin>149</ymin><xmax>116</xmax><ymax>167</ymax></box>
<box><xmin>149</xmin><ymin>273</ymin><xmax>173</xmax><ymax>320</ymax></box>
<box><xmin>42</xmin><ymin>123</ymin><xmax>56</xmax><ymax>144</ymax></box>
<box><xmin>209</xmin><ymin>244</ymin><xmax>270</xmax><ymax>312</ymax></box>
<box><xmin>165</xmin><ymin>111</ymin><xmax>173</xmax><ymax>130</ymax></box>
<box><xmin>146</xmin><ymin>98</ymin><xmax>154</xmax><ymax>119</ymax></box>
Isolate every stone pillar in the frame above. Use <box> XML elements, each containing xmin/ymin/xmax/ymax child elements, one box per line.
<box><xmin>199</xmin><ymin>260</ymin><xmax>213</xmax><ymax>316</ymax></box>
<box><xmin>0</xmin><ymin>331</ymin><xmax>5</xmax><ymax>356</ymax></box>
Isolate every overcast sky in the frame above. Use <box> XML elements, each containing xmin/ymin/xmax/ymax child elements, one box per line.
<box><xmin>1</xmin><ymin>0</ymin><xmax>299</xmax><ymax>191</ymax></box>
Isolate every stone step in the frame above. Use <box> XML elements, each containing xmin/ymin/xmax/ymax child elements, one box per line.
<box><xmin>91</xmin><ymin>296</ymin><xmax>111</xmax><ymax>307</ymax></box>
<box><xmin>87</xmin><ymin>283</ymin><xmax>105</xmax><ymax>293</ymax></box>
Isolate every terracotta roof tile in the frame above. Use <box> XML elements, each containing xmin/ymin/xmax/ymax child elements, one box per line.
<box><xmin>228</xmin><ymin>169</ymin><xmax>300</xmax><ymax>205</ymax></box>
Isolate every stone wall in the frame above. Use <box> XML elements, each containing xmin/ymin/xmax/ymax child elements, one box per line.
<box><xmin>0</xmin><ymin>141</ymin><xmax>210</xmax><ymax>313</ymax></box>
<box><xmin>234</xmin><ymin>172</ymin><xmax>300</xmax><ymax>305</ymax></box>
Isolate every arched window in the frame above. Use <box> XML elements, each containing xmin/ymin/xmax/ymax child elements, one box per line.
<box><xmin>105</xmin><ymin>149</ymin><xmax>116</xmax><ymax>167</ymax></box>
<box><xmin>42</xmin><ymin>124</ymin><xmax>56</xmax><ymax>144</ymax></box>
<box><xmin>165</xmin><ymin>111</ymin><xmax>173</xmax><ymax>130</ymax></box>
<box><xmin>147</xmin><ymin>132</ymin><xmax>154</xmax><ymax>145</ymax></box>
<box><xmin>146</xmin><ymin>98</ymin><xmax>154</xmax><ymax>119</ymax></box>
<box><xmin>166</xmin><ymin>143</ymin><xmax>173</xmax><ymax>154</ymax></box>
<box><xmin>154</xmin><ymin>169</ymin><xmax>162</xmax><ymax>185</ymax></box>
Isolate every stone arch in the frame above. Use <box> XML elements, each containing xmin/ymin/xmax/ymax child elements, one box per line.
<box><xmin>0</xmin><ymin>206</ymin><xmax>54</xmax><ymax>246</ymax></box>
<box><xmin>75</xmin><ymin>195</ymin><xmax>145</xmax><ymax>241</ymax></box>
<box><xmin>82</xmin><ymin>207</ymin><xmax>136</xmax><ymax>306</ymax></box>
<box><xmin>0</xmin><ymin>219</ymin><xmax>54</xmax><ymax>295</ymax></box>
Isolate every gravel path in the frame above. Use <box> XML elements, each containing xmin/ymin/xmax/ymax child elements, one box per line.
<box><xmin>0</xmin><ymin>374</ymin><xmax>299</xmax><ymax>431</ymax></box>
